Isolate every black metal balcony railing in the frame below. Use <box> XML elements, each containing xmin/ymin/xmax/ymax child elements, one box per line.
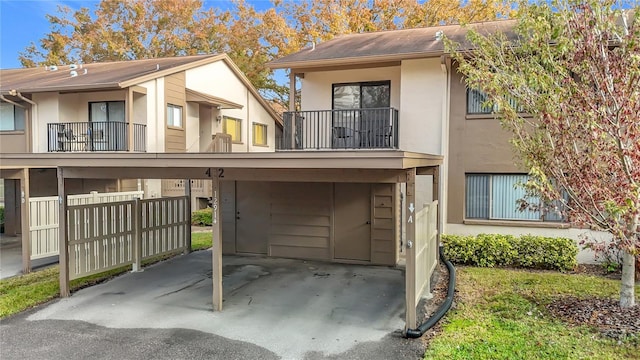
<box><xmin>47</xmin><ymin>122</ymin><xmax>147</xmax><ymax>152</ymax></box>
<box><xmin>277</xmin><ymin>107</ymin><xmax>399</xmax><ymax>150</ymax></box>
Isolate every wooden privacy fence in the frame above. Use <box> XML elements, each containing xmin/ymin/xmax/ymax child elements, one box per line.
<box><xmin>29</xmin><ymin>190</ymin><xmax>144</xmax><ymax>260</ymax></box>
<box><xmin>67</xmin><ymin>196</ymin><xmax>189</xmax><ymax>280</ymax></box>
<box><xmin>413</xmin><ymin>201</ymin><xmax>439</xmax><ymax>309</ymax></box>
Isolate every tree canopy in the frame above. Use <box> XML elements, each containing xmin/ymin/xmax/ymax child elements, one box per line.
<box><xmin>19</xmin><ymin>0</ymin><xmax>513</xmax><ymax>104</ymax></box>
<box><xmin>447</xmin><ymin>0</ymin><xmax>639</xmax><ymax>307</ymax></box>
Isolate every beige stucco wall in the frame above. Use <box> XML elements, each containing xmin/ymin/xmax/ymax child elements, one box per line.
<box><xmin>32</xmin><ymin>92</ymin><xmax>59</xmax><ymax>153</ymax></box>
<box><xmin>300</xmin><ymin>66</ymin><xmax>401</xmax><ymax>111</ymax></box>
<box><xmin>185</xmin><ymin>60</ymin><xmax>276</xmax><ymax>153</ymax></box>
<box><xmin>185</xmin><ymin>102</ymin><xmax>200</xmax><ymax>152</ymax></box>
<box><xmin>399</xmin><ymin>58</ymin><xmax>446</xmax><ymax>155</ymax></box>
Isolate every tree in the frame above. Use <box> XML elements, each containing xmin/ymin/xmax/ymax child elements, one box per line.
<box><xmin>20</xmin><ymin>0</ymin><xmax>513</xmax><ymax>104</ymax></box>
<box><xmin>447</xmin><ymin>0</ymin><xmax>639</xmax><ymax>307</ymax></box>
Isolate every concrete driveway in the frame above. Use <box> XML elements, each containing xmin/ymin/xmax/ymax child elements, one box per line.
<box><xmin>0</xmin><ymin>251</ymin><xmax>425</xmax><ymax>359</ymax></box>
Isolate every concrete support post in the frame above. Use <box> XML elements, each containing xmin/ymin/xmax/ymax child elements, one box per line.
<box><xmin>57</xmin><ymin>167</ymin><xmax>70</xmax><ymax>297</ymax></box>
<box><xmin>211</xmin><ymin>172</ymin><xmax>223</xmax><ymax>311</ymax></box>
<box><xmin>20</xmin><ymin>168</ymin><xmax>31</xmax><ymax>274</ymax></box>
<box><xmin>405</xmin><ymin>168</ymin><xmax>417</xmax><ymax>332</ymax></box>
<box><xmin>185</xmin><ymin>179</ymin><xmax>192</xmax><ymax>254</ymax></box>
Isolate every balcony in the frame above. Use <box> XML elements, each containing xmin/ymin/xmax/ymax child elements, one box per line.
<box><xmin>277</xmin><ymin>107</ymin><xmax>399</xmax><ymax>150</ymax></box>
<box><xmin>47</xmin><ymin>122</ymin><xmax>146</xmax><ymax>152</ymax></box>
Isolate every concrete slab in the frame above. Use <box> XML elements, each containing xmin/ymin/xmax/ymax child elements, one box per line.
<box><xmin>26</xmin><ymin>251</ymin><xmax>413</xmax><ymax>359</ymax></box>
<box><xmin>0</xmin><ymin>234</ymin><xmax>22</xmax><ymax>279</ymax></box>
<box><xmin>0</xmin><ymin>233</ymin><xmax>59</xmax><ymax>279</ymax></box>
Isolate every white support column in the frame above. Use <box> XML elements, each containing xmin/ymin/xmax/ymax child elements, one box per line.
<box><xmin>211</xmin><ymin>172</ymin><xmax>223</xmax><ymax>311</ymax></box>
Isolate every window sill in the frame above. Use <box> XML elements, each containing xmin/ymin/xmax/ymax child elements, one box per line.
<box><xmin>0</xmin><ymin>130</ymin><xmax>25</xmax><ymax>134</ymax></box>
<box><xmin>463</xmin><ymin>219</ymin><xmax>570</xmax><ymax>229</ymax></box>
<box><xmin>465</xmin><ymin>113</ymin><xmax>533</xmax><ymax>120</ymax></box>
<box><xmin>231</xmin><ymin>141</ymin><xmax>243</xmax><ymax>145</ymax></box>
<box><xmin>167</xmin><ymin>125</ymin><xmax>184</xmax><ymax>130</ymax></box>
<box><xmin>252</xmin><ymin>143</ymin><xmax>269</xmax><ymax>147</ymax></box>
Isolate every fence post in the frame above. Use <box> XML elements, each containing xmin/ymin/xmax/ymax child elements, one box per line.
<box><xmin>91</xmin><ymin>191</ymin><xmax>98</xmax><ymax>204</ymax></box>
<box><xmin>132</xmin><ymin>198</ymin><xmax>143</xmax><ymax>272</ymax></box>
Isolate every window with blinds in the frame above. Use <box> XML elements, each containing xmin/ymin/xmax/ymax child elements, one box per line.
<box><xmin>465</xmin><ymin>174</ymin><xmax>565</xmax><ymax>222</ymax></box>
<box><xmin>223</xmin><ymin>117</ymin><xmax>242</xmax><ymax>143</ymax></box>
<box><xmin>252</xmin><ymin>123</ymin><xmax>267</xmax><ymax>146</ymax></box>
<box><xmin>466</xmin><ymin>88</ymin><xmax>524</xmax><ymax>115</ymax></box>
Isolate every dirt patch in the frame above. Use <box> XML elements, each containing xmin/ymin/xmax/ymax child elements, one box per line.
<box><xmin>547</xmin><ymin>296</ymin><xmax>640</xmax><ymax>340</ymax></box>
<box><xmin>415</xmin><ymin>264</ymin><xmax>451</xmax><ymax>345</ymax></box>
<box><xmin>192</xmin><ymin>226</ymin><xmax>212</xmax><ymax>233</ymax></box>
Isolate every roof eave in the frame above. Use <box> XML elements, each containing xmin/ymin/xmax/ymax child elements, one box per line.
<box><xmin>267</xmin><ymin>50</ymin><xmax>445</xmax><ymax>70</ymax></box>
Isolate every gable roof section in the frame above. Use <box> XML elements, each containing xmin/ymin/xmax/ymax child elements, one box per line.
<box><xmin>0</xmin><ymin>55</ymin><xmax>222</xmax><ymax>93</ymax></box>
<box><xmin>267</xmin><ymin>19</ymin><xmax>515</xmax><ymax>70</ymax></box>
<box><xmin>0</xmin><ymin>54</ymin><xmax>282</xmax><ymax>126</ymax></box>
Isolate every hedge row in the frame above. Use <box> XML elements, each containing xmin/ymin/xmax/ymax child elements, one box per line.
<box><xmin>192</xmin><ymin>208</ymin><xmax>213</xmax><ymax>226</ymax></box>
<box><xmin>442</xmin><ymin>234</ymin><xmax>578</xmax><ymax>271</ymax></box>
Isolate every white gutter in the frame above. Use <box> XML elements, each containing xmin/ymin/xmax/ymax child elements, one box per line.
<box><xmin>0</xmin><ymin>95</ymin><xmax>25</xmax><ymax>108</ymax></box>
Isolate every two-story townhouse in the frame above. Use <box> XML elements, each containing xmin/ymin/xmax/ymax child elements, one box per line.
<box><xmin>1</xmin><ymin>49</ymin><xmax>442</xmax><ymax>330</ymax></box>
<box><xmin>0</xmin><ymin>53</ymin><xmax>281</xmax><ymax>255</ymax></box>
<box><xmin>267</xmin><ymin>19</ymin><xmax>603</xmax><ymax>264</ymax></box>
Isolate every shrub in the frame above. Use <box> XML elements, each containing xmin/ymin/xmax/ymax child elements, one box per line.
<box><xmin>442</xmin><ymin>233</ymin><xmax>577</xmax><ymax>271</ymax></box>
<box><xmin>191</xmin><ymin>208</ymin><xmax>212</xmax><ymax>226</ymax></box>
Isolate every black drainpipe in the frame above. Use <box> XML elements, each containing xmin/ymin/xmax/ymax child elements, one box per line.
<box><xmin>406</xmin><ymin>245</ymin><xmax>456</xmax><ymax>338</ymax></box>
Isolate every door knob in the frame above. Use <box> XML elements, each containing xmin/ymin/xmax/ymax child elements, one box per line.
<box><xmin>366</xmin><ymin>220</ymin><xmax>371</xmax><ymax>224</ymax></box>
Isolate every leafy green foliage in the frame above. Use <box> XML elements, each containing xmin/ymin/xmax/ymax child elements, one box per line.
<box><xmin>191</xmin><ymin>208</ymin><xmax>212</xmax><ymax>226</ymax></box>
<box><xmin>442</xmin><ymin>233</ymin><xmax>578</xmax><ymax>271</ymax></box>
<box><xmin>445</xmin><ymin>0</ymin><xmax>639</xmax><ymax>306</ymax></box>
<box><xmin>424</xmin><ymin>267</ymin><xmax>640</xmax><ymax>359</ymax></box>
<box><xmin>0</xmin><ymin>206</ymin><xmax>4</xmax><ymax>225</ymax></box>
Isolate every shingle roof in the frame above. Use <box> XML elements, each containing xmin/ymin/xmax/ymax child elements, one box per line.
<box><xmin>267</xmin><ymin>19</ymin><xmax>516</xmax><ymax>69</ymax></box>
<box><xmin>0</xmin><ymin>54</ymin><xmax>221</xmax><ymax>93</ymax></box>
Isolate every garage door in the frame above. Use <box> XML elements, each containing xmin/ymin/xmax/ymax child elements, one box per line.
<box><xmin>269</xmin><ymin>182</ymin><xmax>332</xmax><ymax>260</ymax></box>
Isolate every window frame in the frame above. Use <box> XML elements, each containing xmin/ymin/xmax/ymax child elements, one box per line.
<box><xmin>331</xmin><ymin>81</ymin><xmax>391</xmax><ymax>110</ymax></box>
<box><xmin>0</xmin><ymin>102</ymin><xmax>26</xmax><ymax>132</ymax></box>
<box><xmin>465</xmin><ymin>173</ymin><xmax>567</xmax><ymax>223</ymax></box>
<box><xmin>223</xmin><ymin>116</ymin><xmax>242</xmax><ymax>143</ymax></box>
<box><xmin>252</xmin><ymin>122</ymin><xmax>268</xmax><ymax>146</ymax></box>
<box><xmin>88</xmin><ymin>101</ymin><xmax>126</xmax><ymax>122</ymax></box>
<box><xmin>166</xmin><ymin>103</ymin><xmax>183</xmax><ymax>128</ymax></box>
<box><xmin>465</xmin><ymin>87</ymin><xmax>525</xmax><ymax>117</ymax></box>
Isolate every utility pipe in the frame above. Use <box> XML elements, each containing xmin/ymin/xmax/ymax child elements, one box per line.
<box><xmin>405</xmin><ymin>246</ymin><xmax>456</xmax><ymax>338</ymax></box>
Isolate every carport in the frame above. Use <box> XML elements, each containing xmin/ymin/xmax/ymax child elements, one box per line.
<box><xmin>0</xmin><ymin>151</ymin><xmax>442</xmax><ymax>332</ymax></box>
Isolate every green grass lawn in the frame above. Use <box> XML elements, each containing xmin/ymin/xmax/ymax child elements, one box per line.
<box><xmin>424</xmin><ymin>267</ymin><xmax>640</xmax><ymax>360</ymax></box>
<box><xmin>0</xmin><ymin>233</ymin><xmax>213</xmax><ymax>319</ymax></box>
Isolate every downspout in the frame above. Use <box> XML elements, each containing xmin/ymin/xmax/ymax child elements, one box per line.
<box><xmin>405</xmin><ymin>246</ymin><xmax>456</xmax><ymax>338</ymax></box>
<box><xmin>9</xmin><ymin>90</ymin><xmax>37</xmax><ymax>152</ymax></box>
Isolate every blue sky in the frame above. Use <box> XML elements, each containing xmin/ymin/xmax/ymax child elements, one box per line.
<box><xmin>0</xmin><ymin>0</ymin><xmax>274</xmax><ymax>69</ymax></box>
